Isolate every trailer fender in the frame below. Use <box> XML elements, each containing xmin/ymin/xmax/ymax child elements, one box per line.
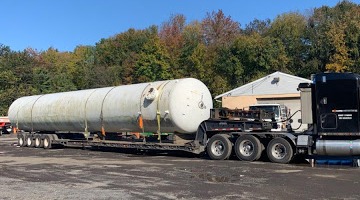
<box><xmin>283</xmin><ymin>133</ymin><xmax>297</xmax><ymax>146</ymax></box>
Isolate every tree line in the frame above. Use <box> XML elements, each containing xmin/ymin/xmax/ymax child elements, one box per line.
<box><xmin>0</xmin><ymin>1</ymin><xmax>360</xmax><ymax>114</ymax></box>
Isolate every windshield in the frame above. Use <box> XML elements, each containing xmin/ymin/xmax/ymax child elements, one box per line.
<box><xmin>249</xmin><ymin>106</ymin><xmax>280</xmax><ymax>118</ymax></box>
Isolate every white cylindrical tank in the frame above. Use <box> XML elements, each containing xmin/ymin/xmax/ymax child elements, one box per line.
<box><xmin>8</xmin><ymin>78</ymin><xmax>213</xmax><ymax>134</ymax></box>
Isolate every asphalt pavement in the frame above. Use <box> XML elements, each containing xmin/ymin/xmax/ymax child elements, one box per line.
<box><xmin>0</xmin><ymin>134</ymin><xmax>359</xmax><ymax>200</ymax></box>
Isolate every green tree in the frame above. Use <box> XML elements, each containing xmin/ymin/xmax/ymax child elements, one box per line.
<box><xmin>134</xmin><ymin>30</ymin><xmax>171</xmax><ymax>82</ymax></box>
<box><xmin>267</xmin><ymin>12</ymin><xmax>307</xmax><ymax>74</ymax></box>
<box><xmin>230</xmin><ymin>34</ymin><xmax>289</xmax><ymax>84</ymax></box>
<box><xmin>39</xmin><ymin>48</ymin><xmax>77</xmax><ymax>92</ymax></box>
<box><xmin>244</xmin><ymin>19</ymin><xmax>271</xmax><ymax>36</ymax></box>
<box><xmin>0</xmin><ymin>70</ymin><xmax>19</xmax><ymax>115</ymax></box>
<box><xmin>325</xmin><ymin>21</ymin><xmax>350</xmax><ymax>72</ymax></box>
<box><xmin>179</xmin><ymin>21</ymin><xmax>205</xmax><ymax>79</ymax></box>
<box><xmin>94</xmin><ymin>27</ymin><xmax>158</xmax><ymax>85</ymax></box>
<box><xmin>306</xmin><ymin>1</ymin><xmax>360</xmax><ymax>75</ymax></box>
<box><xmin>72</xmin><ymin>45</ymin><xmax>96</xmax><ymax>89</ymax></box>
<box><xmin>0</xmin><ymin>47</ymin><xmax>39</xmax><ymax>114</ymax></box>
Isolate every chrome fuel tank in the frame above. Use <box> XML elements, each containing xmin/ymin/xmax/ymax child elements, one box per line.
<box><xmin>316</xmin><ymin>139</ymin><xmax>360</xmax><ymax>156</ymax></box>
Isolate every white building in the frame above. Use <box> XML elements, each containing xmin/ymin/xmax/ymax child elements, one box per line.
<box><xmin>215</xmin><ymin>71</ymin><xmax>312</xmax><ymax>131</ymax></box>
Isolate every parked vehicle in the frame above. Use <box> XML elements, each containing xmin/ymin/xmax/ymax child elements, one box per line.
<box><xmin>0</xmin><ymin>116</ymin><xmax>12</xmax><ymax>136</ymax></box>
<box><xmin>249</xmin><ymin>104</ymin><xmax>290</xmax><ymax>131</ymax></box>
<box><xmin>8</xmin><ymin>73</ymin><xmax>360</xmax><ymax>164</ymax></box>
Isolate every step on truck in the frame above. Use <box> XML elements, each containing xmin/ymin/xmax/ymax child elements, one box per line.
<box><xmin>8</xmin><ymin>73</ymin><xmax>360</xmax><ymax>164</ymax></box>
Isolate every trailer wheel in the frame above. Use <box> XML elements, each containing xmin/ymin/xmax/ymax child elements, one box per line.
<box><xmin>34</xmin><ymin>134</ymin><xmax>43</xmax><ymax>148</ymax></box>
<box><xmin>51</xmin><ymin>134</ymin><xmax>59</xmax><ymax>141</ymax></box>
<box><xmin>235</xmin><ymin>135</ymin><xmax>263</xmax><ymax>161</ymax></box>
<box><xmin>43</xmin><ymin>135</ymin><xmax>52</xmax><ymax>149</ymax></box>
<box><xmin>18</xmin><ymin>133</ymin><xmax>26</xmax><ymax>147</ymax></box>
<box><xmin>267</xmin><ymin>138</ymin><xmax>293</xmax><ymax>164</ymax></box>
<box><xmin>207</xmin><ymin>134</ymin><xmax>232</xmax><ymax>160</ymax></box>
<box><xmin>25</xmin><ymin>134</ymin><xmax>33</xmax><ymax>147</ymax></box>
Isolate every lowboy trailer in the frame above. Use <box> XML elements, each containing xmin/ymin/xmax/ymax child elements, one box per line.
<box><xmin>9</xmin><ymin>73</ymin><xmax>360</xmax><ymax>164</ymax></box>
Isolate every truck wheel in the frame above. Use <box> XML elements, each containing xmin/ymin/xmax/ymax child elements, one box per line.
<box><xmin>18</xmin><ymin>133</ymin><xmax>26</xmax><ymax>147</ymax></box>
<box><xmin>25</xmin><ymin>134</ymin><xmax>34</xmax><ymax>147</ymax></box>
<box><xmin>6</xmin><ymin>126</ymin><xmax>12</xmax><ymax>134</ymax></box>
<box><xmin>43</xmin><ymin>135</ymin><xmax>52</xmax><ymax>149</ymax></box>
<box><xmin>267</xmin><ymin>138</ymin><xmax>293</xmax><ymax>164</ymax></box>
<box><xmin>34</xmin><ymin>134</ymin><xmax>44</xmax><ymax>148</ymax></box>
<box><xmin>207</xmin><ymin>134</ymin><xmax>232</xmax><ymax>160</ymax></box>
<box><xmin>235</xmin><ymin>135</ymin><xmax>263</xmax><ymax>161</ymax></box>
<box><xmin>51</xmin><ymin>134</ymin><xmax>59</xmax><ymax>140</ymax></box>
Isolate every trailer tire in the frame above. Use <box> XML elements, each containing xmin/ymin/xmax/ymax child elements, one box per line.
<box><xmin>25</xmin><ymin>134</ymin><xmax>34</xmax><ymax>147</ymax></box>
<box><xmin>18</xmin><ymin>133</ymin><xmax>26</xmax><ymax>147</ymax></box>
<box><xmin>235</xmin><ymin>135</ymin><xmax>263</xmax><ymax>161</ymax></box>
<box><xmin>34</xmin><ymin>134</ymin><xmax>43</xmax><ymax>148</ymax></box>
<box><xmin>51</xmin><ymin>134</ymin><xmax>58</xmax><ymax>141</ymax></box>
<box><xmin>267</xmin><ymin>137</ymin><xmax>293</xmax><ymax>164</ymax></box>
<box><xmin>207</xmin><ymin>134</ymin><xmax>232</xmax><ymax>160</ymax></box>
<box><xmin>43</xmin><ymin>135</ymin><xmax>52</xmax><ymax>149</ymax></box>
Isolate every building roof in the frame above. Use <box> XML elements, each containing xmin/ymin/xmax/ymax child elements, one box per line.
<box><xmin>215</xmin><ymin>71</ymin><xmax>311</xmax><ymax>99</ymax></box>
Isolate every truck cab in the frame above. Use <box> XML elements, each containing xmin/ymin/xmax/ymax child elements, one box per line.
<box><xmin>249</xmin><ymin>104</ymin><xmax>289</xmax><ymax>131</ymax></box>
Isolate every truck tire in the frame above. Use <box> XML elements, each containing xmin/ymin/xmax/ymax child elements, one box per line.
<box><xmin>25</xmin><ymin>134</ymin><xmax>33</xmax><ymax>147</ymax></box>
<box><xmin>34</xmin><ymin>134</ymin><xmax>43</xmax><ymax>148</ymax></box>
<box><xmin>267</xmin><ymin>137</ymin><xmax>293</xmax><ymax>164</ymax></box>
<box><xmin>18</xmin><ymin>133</ymin><xmax>26</xmax><ymax>147</ymax></box>
<box><xmin>235</xmin><ymin>135</ymin><xmax>263</xmax><ymax>161</ymax></box>
<box><xmin>207</xmin><ymin>134</ymin><xmax>232</xmax><ymax>160</ymax></box>
<box><xmin>43</xmin><ymin>135</ymin><xmax>52</xmax><ymax>149</ymax></box>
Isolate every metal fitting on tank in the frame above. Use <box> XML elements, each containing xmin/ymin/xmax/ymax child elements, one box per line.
<box><xmin>145</xmin><ymin>87</ymin><xmax>159</xmax><ymax>100</ymax></box>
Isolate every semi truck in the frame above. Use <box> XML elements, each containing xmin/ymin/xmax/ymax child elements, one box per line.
<box><xmin>7</xmin><ymin>73</ymin><xmax>360</xmax><ymax>164</ymax></box>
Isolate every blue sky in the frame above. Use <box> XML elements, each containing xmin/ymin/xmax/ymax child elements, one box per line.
<box><xmin>1</xmin><ymin>0</ymin><xmax>357</xmax><ymax>52</ymax></box>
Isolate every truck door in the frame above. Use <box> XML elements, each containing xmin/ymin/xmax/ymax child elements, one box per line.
<box><xmin>318</xmin><ymin>96</ymin><xmax>337</xmax><ymax>130</ymax></box>
<box><xmin>315</xmin><ymin>73</ymin><xmax>360</xmax><ymax>135</ymax></box>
